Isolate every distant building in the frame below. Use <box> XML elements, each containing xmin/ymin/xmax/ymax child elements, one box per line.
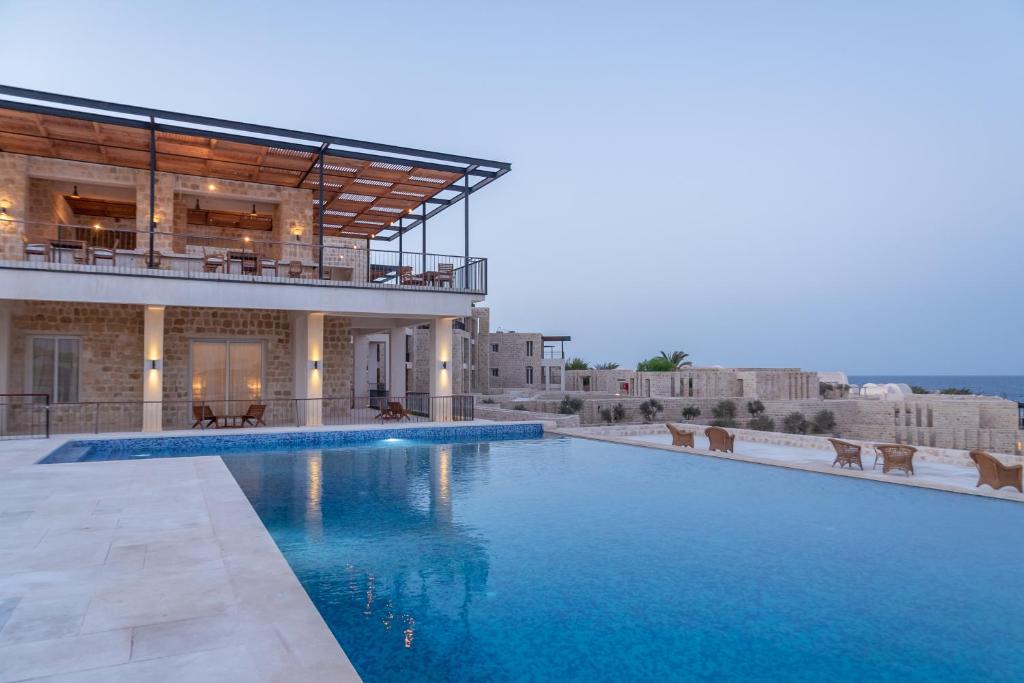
<box><xmin>487</xmin><ymin>332</ymin><xmax>571</xmax><ymax>392</ymax></box>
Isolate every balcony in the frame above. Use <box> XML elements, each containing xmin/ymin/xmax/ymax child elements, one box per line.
<box><xmin>3</xmin><ymin>220</ymin><xmax>487</xmax><ymax>295</ymax></box>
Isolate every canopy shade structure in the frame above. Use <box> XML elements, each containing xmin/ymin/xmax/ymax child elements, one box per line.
<box><xmin>0</xmin><ymin>85</ymin><xmax>510</xmax><ymax>241</ymax></box>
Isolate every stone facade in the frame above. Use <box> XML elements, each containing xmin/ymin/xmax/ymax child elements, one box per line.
<box><xmin>565</xmin><ymin>367</ymin><xmax>816</xmax><ymax>400</ymax></box>
<box><xmin>3</xmin><ymin>301</ymin><xmax>353</xmax><ymax>432</ymax></box>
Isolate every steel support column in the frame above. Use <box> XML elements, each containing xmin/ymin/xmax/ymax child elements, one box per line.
<box><xmin>148</xmin><ymin>116</ymin><xmax>156</xmax><ymax>267</ymax></box>
<box><xmin>317</xmin><ymin>148</ymin><xmax>325</xmax><ymax>278</ymax></box>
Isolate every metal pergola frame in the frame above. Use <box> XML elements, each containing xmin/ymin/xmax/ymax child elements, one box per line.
<box><xmin>0</xmin><ymin>85</ymin><xmax>510</xmax><ymax>262</ymax></box>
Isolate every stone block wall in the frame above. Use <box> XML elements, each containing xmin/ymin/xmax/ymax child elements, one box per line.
<box><xmin>488</xmin><ymin>331</ymin><xmax>543</xmax><ymax>389</ymax></box>
<box><xmin>323</xmin><ymin>316</ymin><xmax>354</xmax><ymax>399</ymax></box>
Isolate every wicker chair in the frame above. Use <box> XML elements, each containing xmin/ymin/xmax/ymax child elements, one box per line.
<box><xmin>666</xmin><ymin>423</ymin><xmax>695</xmax><ymax>448</ymax></box>
<box><xmin>875</xmin><ymin>444</ymin><xmax>917</xmax><ymax>475</ymax></box>
<box><xmin>969</xmin><ymin>450</ymin><xmax>1023</xmax><ymax>493</ymax></box>
<box><xmin>705</xmin><ymin>426</ymin><xmax>735</xmax><ymax>453</ymax></box>
<box><xmin>828</xmin><ymin>438</ymin><xmax>863</xmax><ymax>470</ymax></box>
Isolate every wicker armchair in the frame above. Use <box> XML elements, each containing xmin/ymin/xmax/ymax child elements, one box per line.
<box><xmin>828</xmin><ymin>438</ymin><xmax>863</xmax><ymax>470</ymax></box>
<box><xmin>875</xmin><ymin>444</ymin><xmax>916</xmax><ymax>475</ymax></box>
<box><xmin>705</xmin><ymin>426</ymin><xmax>735</xmax><ymax>453</ymax></box>
<box><xmin>969</xmin><ymin>450</ymin><xmax>1023</xmax><ymax>493</ymax></box>
<box><xmin>666</xmin><ymin>423</ymin><xmax>694</xmax><ymax>448</ymax></box>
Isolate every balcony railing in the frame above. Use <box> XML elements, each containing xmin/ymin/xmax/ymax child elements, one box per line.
<box><xmin>0</xmin><ymin>394</ymin><xmax>474</xmax><ymax>438</ymax></box>
<box><xmin>1</xmin><ymin>220</ymin><xmax>487</xmax><ymax>294</ymax></box>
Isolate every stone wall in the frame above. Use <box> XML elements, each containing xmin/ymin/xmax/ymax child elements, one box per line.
<box><xmin>565</xmin><ymin>367</ymin><xmax>817</xmax><ymax>400</ymax></box>
<box><xmin>323</xmin><ymin>315</ymin><xmax>353</xmax><ymax>399</ymax></box>
<box><xmin>488</xmin><ymin>331</ymin><xmax>544</xmax><ymax>389</ymax></box>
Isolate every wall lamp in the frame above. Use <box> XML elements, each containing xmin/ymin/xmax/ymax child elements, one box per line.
<box><xmin>310</xmin><ymin>359</ymin><xmax>321</xmax><ymax>371</ymax></box>
<box><xmin>441</xmin><ymin>360</ymin><xmax>448</xmax><ymax>370</ymax></box>
<box><xmin>147</xmin><ymin>359</ymin><xmax>162</xmax><ymax>371</ymax></box>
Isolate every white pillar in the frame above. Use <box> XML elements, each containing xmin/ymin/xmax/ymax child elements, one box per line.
<box><xmin>429</xmin><ymin>317</ymin><xmax>454</xmax><ymax>422</ymax></box>
<box><xmin>352</xmin><ymin>333</ymin><xmax>369</xmax><ymax>399</ymax></box>
<box><xmin>292</xmin><ymin>312</ymin><xmax>324</xmax><ymax>426</ymax></box>
<box><xmin>389</xmin><ymin>326</ymin><xmax>407</xmax><ymax>398</ymax></box>
<box><xmin>142</xmin><ymin>305</ymin><xmax>165</xmax><ymax>432</ymax></box>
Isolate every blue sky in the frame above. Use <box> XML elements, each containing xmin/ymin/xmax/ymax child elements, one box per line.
<box><xmin>3</xmin><ymin>1</ymin><xmax>1022</xmax><ymax>373</ymax></box>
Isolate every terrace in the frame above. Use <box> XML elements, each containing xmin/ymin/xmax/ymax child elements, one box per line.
<box><xmin>0</xmin><ymin>86</ymin><xmax>506</xmax><ymax>296</ymax></box>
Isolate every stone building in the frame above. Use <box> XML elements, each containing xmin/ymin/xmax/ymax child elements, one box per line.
<box><xmin>486</xmin><ymin>331</ymin><xmax>571</xmax><ymax>391</ymax></box>
<box><xmin>565</xmin><ymin>367</ymin><xmax>817</xmax><ymax>400</ymax></box>
<box><xmin>0</xmin><ymin>88</ymin><xmax>509</xmax><ymax>432</ymax></box>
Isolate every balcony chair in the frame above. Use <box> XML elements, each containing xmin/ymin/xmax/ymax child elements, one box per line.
<box><xmin>287</xmin><ymin>260</ymin><xmax>304</xmax><ymax>278</ymax></box>
<box><xmin>21</xmin><ymin>236</ymin><xmax>50</xmax><ymax>262</ymax></box>
<box><xmin>191</xmin><ymin>405</ymin><xmax>218</xmax><ymax>429</ymax></box>
<box><xmin>969</xmin><ymin>450</ymin><xmax>1023</xmax><ymax>493</ymax></box>
<box><xmin>705</xmin><ymin>426</ymin><xmax>735</xmax><ymax>453</ymax></box>
<box><xmin>666</xmin><ymin>423</ymin><xmax>695</xmax><ymax>448</ymax></box>
<box><xmin>89</xmin><ymin>238</ymin><xmax>119</xmax><ymax>267</ymax></box>
<box><xmin>874</xmin><ymin>444</ymin><xmax>917</xmax><ymax>475</ymax></box>
<box><xmin>399</xmin><ymin>266</ymin><xmax>425</xmax><ymax>286</ymax></box>
<box><xmin>201</xmin><ymin>247</ymin><xmax>225</xmax><ymax>273</ymax></box>
<box><xmin>259</xmin><ymin>257</ymin><xmax>277</xmax><ymax>277</ymax></box>
<box><xmin>828</xmin><ymin>438</ymin><xmax>863</xmax><ymax>470</ymax></box>
<box><xmin>240</xmin><ymin>404</ymin><xmax>267</xmax><ymax>428</ymax></box>
<box><xmin>435</xmin><ymin>262</ymin><xmax>454</xmax><ymax>287</ymax></box>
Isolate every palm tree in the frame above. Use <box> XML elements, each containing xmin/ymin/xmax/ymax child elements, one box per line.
<box><xmin>658</xmin><ymin>350</ymin><xmax>692</xmax><ymax>369</ymax></box>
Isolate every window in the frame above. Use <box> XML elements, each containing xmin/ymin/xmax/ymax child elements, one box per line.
<box><xmin>490</xmin><ymin>368</ymin><xmax>499</xmax><ymax>377</ymax></box>
<box><xmin>29</xmin><ymin>336</ymin><xmax>80</xmax><ymax>403</ymax></box>
<box><xmin>405</xmin><ymin>334</ymin><xmax>412</xmax><ymax>363</ymax></box>
<box><xmin>526</xmin><ymin>366</ymin><xmax>534</xmax><ymax>384</ymax></box>
<box><xmin>491</xmin><ymin>343</ymin><xmax>499</xmax><ymax>353</ymax></box>
<box><xmin>526</xmin><ymin>341</ymin><xmax>534</xmax><ymax>357</ymax></box>
<box><xmin>191</xmin><ymin>341</ymin><xmax>263</xmax><ymax>412</ymax></box>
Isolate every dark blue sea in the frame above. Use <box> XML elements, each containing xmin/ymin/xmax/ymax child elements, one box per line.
<box><xmin>850</xmin><ymin>375</ymin><xmax>1024</xmax><ymax>402</ymax></box>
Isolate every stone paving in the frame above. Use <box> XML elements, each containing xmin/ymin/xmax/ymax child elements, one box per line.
<box><xmin>0</xmin><ymin>437</ymin><xmax>360</xmax><ymax>683</ymax></box>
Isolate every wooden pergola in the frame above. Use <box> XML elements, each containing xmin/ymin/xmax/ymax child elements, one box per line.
<box><xmin>0</xmin><ymin>85</ymin><xmax>509</xmax><ymax>268</ymax></box>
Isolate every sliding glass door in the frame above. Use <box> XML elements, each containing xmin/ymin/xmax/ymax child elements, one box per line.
<box><xmin>190</xmin><ymin>341</ymin><xmax>263</xmax><ymax>414</ymax></box>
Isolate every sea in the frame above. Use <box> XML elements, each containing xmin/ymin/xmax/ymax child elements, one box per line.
<box><xmin>849</xmin><ymin>375</ymin><xmax>1024</xmax><ymax>403</ymax></box>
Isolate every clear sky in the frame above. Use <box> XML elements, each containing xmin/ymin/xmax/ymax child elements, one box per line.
<box><xmin>3</xmin><ymin>1</ymin><xmax>1022</xmax><ymax>374</ymax></box>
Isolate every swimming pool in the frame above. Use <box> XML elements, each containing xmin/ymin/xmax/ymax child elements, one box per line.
<box><xmin>219</xmin><ymin>434</ymin><xmax>1022</xmax><ymax>681</ymax></box>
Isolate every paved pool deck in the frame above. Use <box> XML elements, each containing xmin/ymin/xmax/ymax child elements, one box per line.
<box><xmin>0</xmin><ymin>422</ymin><xmax>518</xmax><ymax>682</ymax></box>
<box><xmin>553</xmin><ymin>426</ymin><xmax>1024</xmax><ymax>503</ymax></box>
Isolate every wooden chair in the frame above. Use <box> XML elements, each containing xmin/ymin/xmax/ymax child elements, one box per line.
<box><xmin>705</xmin><ymin>426</ymin><xmax>735</xmax><ymax>453</ymax></box>
<box><xmin>828</xmin><ymin>438</ymin><xmax>863</xmax><ymax>470</ymax></box>
<box><xmin>399</xmin><ymin>266</ymin><xmax>425</xmax><ymax>286</ymax></box>
<box><xmin>259</xmin><ymin>258</ymin><xmax>277</xmax><ymax>276</ymax></box>
<box><xmin>202</xmin><ymin>247</ymin><xmax>224</xmax><ymax>273</ymax></box>
<box><xmin>240</xmin><ymin>404</ymin><xmax>267</xmax><ymax>428</ymax></box>
<box><xmin>21</xmin><ymin>235</ymin><xmax>50</xmax><ymax>262</ymax></box>
<box><xmin>191</xmin><ymin>405</ymin><xmax>217</xmax><ymax>429</ymax></box>
<box><xmin>287</xmin><ymin>260</ymin><xmax>304</xmax><ymax>278</ymax></box>
<box><xmin>969</xmin><ymin>450</ymin><xmax>1023</xmax><ymax>492</ymax></box>
<box><xmin>435</xmin><ymin>262</ymin><xmax>454</xmax><ymax>287</ymax></box>
<box><xmin>386</xmin><ymin>401</ymin><xmax>412</xmax><ymax>421</ymax></box>
<box><xmin>88</xmin><ymin>238</ymin><xmax>119</xmax><ymax>266</ymax></box>
<box><xmin>874</xmin><ymin>444</ymin><xmax>916</xmax><ymax>475</ymax></box>
<box><xmin>666</xmin><ymin>423</ymin><xmax>694</xmax><ymax>448</ymax></box>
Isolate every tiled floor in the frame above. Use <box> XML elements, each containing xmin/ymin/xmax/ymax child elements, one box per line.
<box><xmin>0</xmin><ymin>437</ymin><xmax>361</xmax><ymax>683</ymax></box>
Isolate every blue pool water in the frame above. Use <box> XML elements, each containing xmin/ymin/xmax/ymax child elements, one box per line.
<box><xmin>221</xmin><ymin>435</ymin><xmax>1024</xmax><ymax>682</ymax></box>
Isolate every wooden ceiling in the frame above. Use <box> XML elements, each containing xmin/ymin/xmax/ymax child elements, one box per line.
<box><xmin>64</xmin><ymin>195</ymin><xmax>136</xmax><ymax>220</ymax></box>
<box><xmin>186</xmin><ymin>207</ymin><xmax>273</xmax><ymax>232</ymax></box>
<box><xmin>0</xmin><ymin>108</ymin><xmax>463</xmax><ymax>239</ymax></box>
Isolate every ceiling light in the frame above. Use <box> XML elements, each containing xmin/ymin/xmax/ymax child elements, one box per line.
<box><xmin>207</xmin><ymin>184</ymin><xmax>216</xmax><ymax>191</ymax></box>
<box><xmin>250</xmin><ymin>204</ymin><xmax>257</xmax><ymax>217</ymax></box>
<box><xmin>71</xmin><ymin>185</ymin><xmax>80</xmax><ymax>199</ymax></box>
<box><xmin>194</xmin><ymin>198</ymin><xmax>201</xmax><ymax>210</ymax></box>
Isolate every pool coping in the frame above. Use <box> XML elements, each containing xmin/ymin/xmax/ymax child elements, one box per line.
<box><xmin>549</xmin><ymin>427</ymin><xmax>1024</xmax><ymax>504</ymax></box>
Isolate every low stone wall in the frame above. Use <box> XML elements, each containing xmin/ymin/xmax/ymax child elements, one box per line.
<box><xmin>474</xmin><ymin>405</ymin><xmax>579</xmax><ymax>428</ymax></box>
<box><xmin>562</xmin><ymin>422</ymin><xmax>1024</xmax><ymax>468</ymax></box>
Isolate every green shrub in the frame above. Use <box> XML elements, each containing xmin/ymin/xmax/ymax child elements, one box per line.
<box><xmin>513</xmin><ymin>403</ymin><xmax>527</xmax><ymax>411</ymax></box>
<box><xmin>809</xmin><ymin>409</ymin><xmax>837</xmax><ymax>434</ymax></box>
<box><xmin>782</xmin><ymin>411</ymin><xmax>808</xmax><ymax>434</ymax></box>
<box><xmin>638</xmin><ymin>399</ymin><xmax>664</xmax><ymax>422</ymax></box>
<box><xmin>594</xmin><ymin>362</ymin><xmax>620</xmax><ymax>370</ymax></box>
<box><xmin>709</xmin><ymin>400</ymin><xmax>738</xmax><ymax>427</ymax></box>
<box><xmin>681</xmin><ymin>406</ymin><xmax>701</xmax><ymax>421</ymax></box>
<box><xmin>636</xmin><ymin>356</ymin><xmax>675</xmax><ymax>372</ymax></box>
<box><xmin>939</xmin><ymin>387</ymin><xmax>972</xmax><ymax>395</ymax></box>
<box><xmin>910</xmin><ymin>385</ymin><xmax>930</xmax><ymax>394</ymax></box>
<box><xmin>612</xmin><ymin>403</ymin><xmax>626</xmax><ymax>422</ymax></box>
<box><xmin>566</xmin><ymin>357</ymin><xmax>589</xmax><ymax>370</ymax></box>
<box><xmin>558</xmin><ymin>395</ymin><xmax>584</xmax><ymax>414</ymax></box>
<box><xmin>481</xmin><ymin>398</ymin><xmax>496</xmax><ymax>404</ymax></box>
<box><xmin>747</xmin><ymin>415</ymin><xmax>776</xmax><ymax>431</ymax></box>
<box><xmin>746</xmin><ymin>400</ymin><xmax>765</xmax><ymax>416</ymax></box>
<box><xmin>599</xmin><ymin>407</ymin><xmax>613</xmax><ymax>423</ymax></box>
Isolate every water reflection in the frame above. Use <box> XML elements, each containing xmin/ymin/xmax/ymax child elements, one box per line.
<box><xmin>224</xmin><ymin>441</ymin><xmax>492</xmax><ymax>673</ymax></box>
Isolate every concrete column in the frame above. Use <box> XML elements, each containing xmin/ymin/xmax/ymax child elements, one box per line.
<box><xmin>352</xmin><ymin>333</ymin><xmax>369</xmax><ymax>398</ymax></box>
<box><xmin>429</xmin><ymin>317</ymin><xmax>454</xmax><ymax>421</ymax></box>
<box><xmin>389</xmin><ymin>326</ymin><xmax>407</xmax><ymax>398</ymax></box>
<box><xmin>292</xmin><ymin>312</ymin><xmax>325</xmax><ymax>426</ymax></box>
<box><xmin>142</xmin><ymin>305</ymin><xmax>165</xmax><ymax>431</ymax></box>
<box><xmin>0</xmin><ymin>301</ymin><xmax>11</xmax><ymax>395</ymax></box>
